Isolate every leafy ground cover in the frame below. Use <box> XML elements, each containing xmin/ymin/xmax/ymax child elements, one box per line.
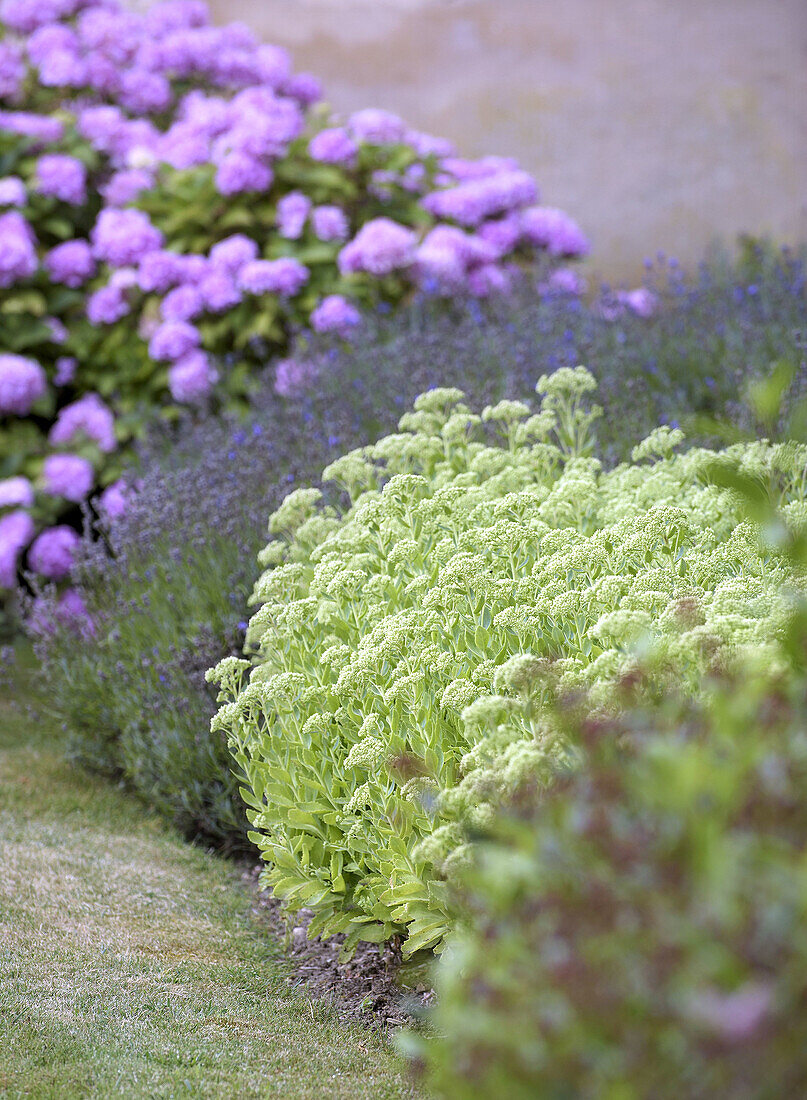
<box><xmin>0</xmin><ymin>652</ymin><xmax>416</xmax><ymax>1100</ymax></box>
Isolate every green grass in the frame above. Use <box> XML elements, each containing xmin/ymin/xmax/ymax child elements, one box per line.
<box><xmin>0</xmin><ymin>656</ymin><xmax>417</xmax><ymax>1100</ymax></box>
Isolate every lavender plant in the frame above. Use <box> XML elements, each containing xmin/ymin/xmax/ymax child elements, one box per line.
<box><xmin>210</xmin><ymin>368</ymin><xmax>807</xmax><ymax>955</ymax></box>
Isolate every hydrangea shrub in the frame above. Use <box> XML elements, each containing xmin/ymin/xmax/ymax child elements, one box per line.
<box><xmin>0</xmin><ymin>0</ymin><xmax>588</xmax><ymax>594</ymax></box>
<box><xmin>209</xmin><ymin>368</ymin><xmax>807</xmax><ymax>955</ymax></box>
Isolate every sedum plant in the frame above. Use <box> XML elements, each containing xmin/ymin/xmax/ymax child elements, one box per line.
<box><xmin>209</xmin><ymin>368</ymin><xmax>807</xmax><ymax>956</ymax></box>
<box><xmin>420</xmin><ymin>598</ymin><xmax>807</xmax><ymax>1099</ymax></box>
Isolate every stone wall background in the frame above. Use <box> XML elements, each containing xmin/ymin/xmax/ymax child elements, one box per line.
<box><xmin>207</xmin><ymin>0</ymin><xmax>806</xmax><ymax>280</ymax></box>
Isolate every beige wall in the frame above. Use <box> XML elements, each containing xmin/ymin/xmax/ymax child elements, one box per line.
<box><xmin>208</xmin><ymin>0</ymin><xmax>807</xmax><ymax>280</ymax></box>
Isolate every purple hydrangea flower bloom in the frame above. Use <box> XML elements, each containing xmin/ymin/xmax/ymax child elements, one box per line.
<box><xmin>148</xmin><ymin>320</ymin><xmax>201</xmax><ymax>362</ymax></box>
<box><xmin>35</xmin><ymin>154</ymin><xmax>87</xmax><ymax>205</ymax></box>
<box><xmin>91</xmin><ymin>208</ymin><xmax>163</xmax><ymax>267</ymax></box>
<box><xmin>540</xmin><ymin>267</ymin><xmax>587</xmax><ymax>296</ymax></box>
<box><xmin>119</xmin><ymin>68</ymin><xmax>172</xmax><ymax>114</ymax></box>
<box><xmin>27</xmin><ymin>524</ymin><xmax>80</xmax><ymax>580</ymax></box>
<box><xmin>284</xmin><ymin>71</ymin><xmax>322</xmax><ymax>106</ymax></box>
<box><xmin>349</xmin><ymin>108</ymin><xmax>406</xmax><ymax>145</ymax></box>
<box><xmin>137</xmin><ymin>250</ymin><xmax>185</xmax><ymax>294</ymax></box>
<box><xmin>46</xmin><ymin>316</ymin><xmax>68</xmax><ymax>343</ymax></box>
<box><xmin>238</xmin><ymin>257</ymin><xmax>309</xmax><ymax>297</ymax></box>
<box><xmin>477</xmin><ymin>214</ymin><xmax>523</xmax><ymax>257</ymax></box>
<box><xmin>423</xmin><ymin>169</ymin><xmax>538</xmax><ymax>227</ymax></box>
<box><xmin>467</xmin><ymin>263</ymin><xmax>511</xmax><ymax>298</ymax></box>
<box><xmin>277</xmin><ymin>192</ymin><xmax>311</xmax><ymax>240</ymax></box>
<box><xmin>0</xmin><ymin>210</ymin><xmax>37</xmax><ymax>287</ymax></box>
<box><xmin>49</xmin><ymin>393</ymin><xmax>116</xmax><ymax>454</ymax></box>
<box><xmin>101</xmin><ymin>169</ymin><xmax>154</xmax><ymax>207</ymax></box>
<box><xmin>45</xmin><ymin>239</ymin><xmax>95</xmax><ymax>288</ymax></box>
<box><xmin>0</xmin><ymin>176</ymin><xmax>26</xmax><ymax>207</ymax></box>
<box><xmin>312</xmin><ymin>205</ymin><xmax>349</xmax><ymax>242</ymax></box>
<box><xmin>309</xmin><ymin>127</ymin><xmax>357</xmax><ymax>167</ymax></box>
<box><xmin>198</xmin><ymin>270</ymin><xmax>241</xmax><ymax>312</ymax></box>
<box><xmin>54</xmin><ymin>356</ymin><xmax>77</xmax><ymax>386</ymax></box>
<box><xmin>0</xmin><ymin>475</ymin><xmax>34</xmax><ymax>509</ymax></box>
<box><xmin>86</xmin><ymin>285</ymin><xmax>130</xmax><ymax>325</ymax></box>
<box><xmin>42</xmin><ymin>453</ymin><xmax>94</xmax><ymax>502</ymax></box>
<box><xmin>209</xmin><ymin>234</ymin><xmax>258</xmax><ymax>274</ymax></box>
<box><xmin>0</xmin><ymin>110</ymin><xmax>64</xmax><ymax>144</ymax></box>
<box><xmin>97</xmin><ymin>478</ymin><xmax>128</xmax><ymax>521</ymax></box>
<box><xmin>168</xmin><ymin>349</ymin><xmax>217</xmax><ymax>403</ymax></box>
<box><xmin>414</xmin><ymin>226</ymin><xmax>498</xmax><ymax>290</ymax></box>
<box><xmin>161</xmin><ymin>283</ymin><xmax>204</xmax><ymax>321</ymax></box>
<box><xmin>0</xmin><ymin>509</ymin><xmax>34</xmax><ymax>588</ymax></box>
<box><xmin>215</xmin><ymin>152</ymin><xmax>272</xmax><ymax>196</ymax></box>
<box><xmin>0</xmin><ymin>354</ymin><xmax>46</xmax><ymax>415</ymax></box>
<box><xmin>274</xmin><ymin>357</ymin><xmax>319</xmax><ymax>398</ymax></box>
<box><xmin>310</xmin><ymin>295</ymin><xmax>361</xmax><ymax>335</ymax></box>
<box><xmin>617</xmin><ymin>287</ymin><xmax>659</xmax><ymax>318</ymax></box>
<box><xmin>0</xmin><ymin>41</ymin><xmax>26</xmax><ymax>99</ymax></box>
<box><xmin>338</xmin><ymin>217</ymin><xmax>417</xmax><ymax>276</ymax></box>
<box><xmin>519</xmin><ymin>206</ymin><xmax>590</xmax><ymax>257</ymax></box>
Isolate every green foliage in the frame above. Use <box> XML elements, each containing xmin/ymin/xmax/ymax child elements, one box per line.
<box><xmin>210</xmin><ymin>368</ymin><xmax>806</xmax><ymax>956</ymax></box>
<box><xmin>419</xmin><ymin>616</ymin><xmax>807</xmax><ymax>1098</ymax></box>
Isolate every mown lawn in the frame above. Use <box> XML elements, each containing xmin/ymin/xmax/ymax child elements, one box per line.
<box><xmin>0</xmin><ymin>658</ymin><xmax>416</xmax><ymax>1100</ymax></box>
